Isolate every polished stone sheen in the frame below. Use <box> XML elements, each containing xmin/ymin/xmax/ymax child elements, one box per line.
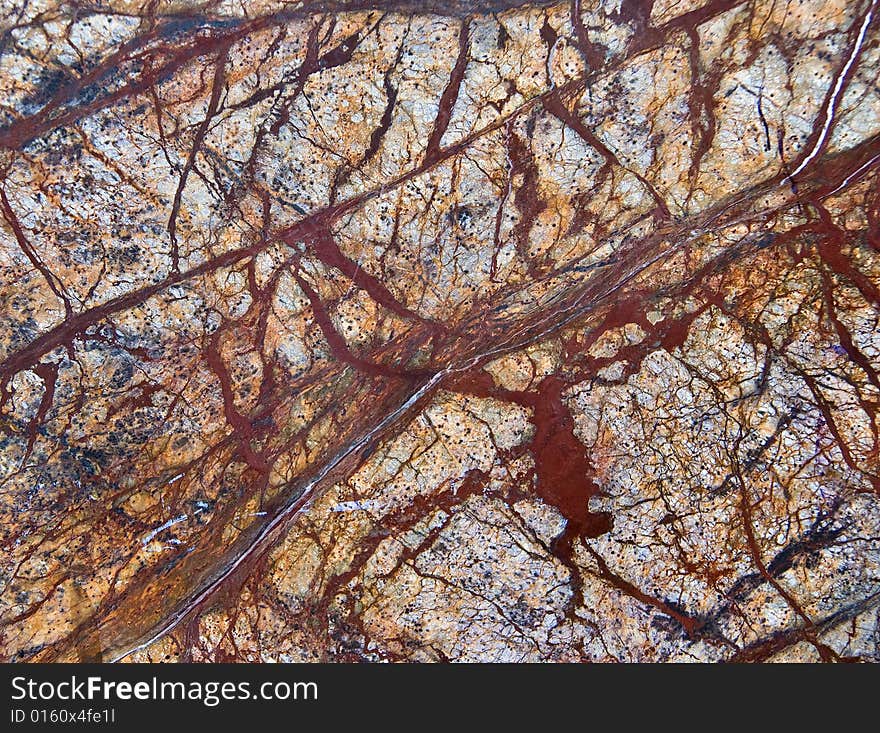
<box><xmin>1</xmin><ymin>0</ymin><xmax>879</xmax><ymax>662</ymax></box>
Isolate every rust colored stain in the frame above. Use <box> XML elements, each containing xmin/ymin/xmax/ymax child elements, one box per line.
<box><xmin>530</xmin><ymin>376</ymin><xmax>613</xmax><ymax>541</ymax></box>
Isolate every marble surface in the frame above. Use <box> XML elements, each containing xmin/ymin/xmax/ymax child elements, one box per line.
<box><xmin>1</xmin><ymin>0</ymin><xmax>879</xmax><ymax>662</ymax></box>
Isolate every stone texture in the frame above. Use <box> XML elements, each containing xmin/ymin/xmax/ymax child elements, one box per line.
<box><xmin>0</xmin><ymin>0</ymin><xmax>879</xmax><ymax>662</ymax></box>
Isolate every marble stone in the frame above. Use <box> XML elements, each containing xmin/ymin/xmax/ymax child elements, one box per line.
<box><xmin>1</xmin><ymin>0</ymin><xmax>879</xmax><ymax>662</ymax></box>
